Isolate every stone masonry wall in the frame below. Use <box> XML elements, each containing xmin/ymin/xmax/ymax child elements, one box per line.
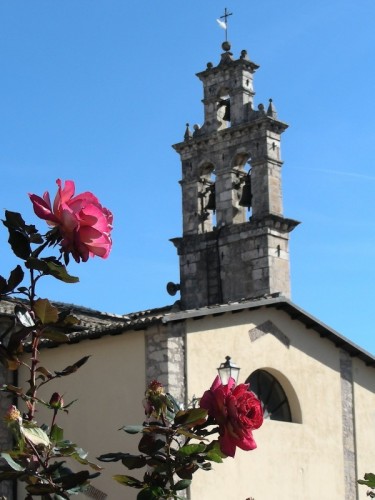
<box><xmin>0</xmin><ymin>366</ymin><xmax>15</xmax><ymax>500</ymax></box>
<box><xmin>145</xmin><ymin>322</ymin><xmax>186</xmax><ymax>406</ymax></box>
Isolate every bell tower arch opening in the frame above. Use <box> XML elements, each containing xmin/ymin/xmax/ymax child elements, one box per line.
<box><xmin>232</xmin><ymin>153</ymin><xmax>252</xmax><ymax>224</ymax></box>
<box><xmin>217</xmin><ymin>89</ymin><xmax>231</xmax><ymax>130</ymax></box>
<box><xmin>199</xmin><ymin>163</ymin><xmax>217</xmax><ymax>232</ymax></box>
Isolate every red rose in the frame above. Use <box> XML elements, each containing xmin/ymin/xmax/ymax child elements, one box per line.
<box><xmin>200</xmin><ymin>376</ymin><xmax>263</xmax><ymax>457</ymax></box>
<box><xmin>29</xmin><ymin>179</ymin><xmax>113</xmax><ymax>263</ymax></box>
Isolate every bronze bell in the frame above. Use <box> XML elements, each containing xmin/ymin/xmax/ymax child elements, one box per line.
<box><xmin>205</xmin><ymin>184</ymin><xmax>216</xmax><ymax>212</ymax></box>
<box><xmin>218</xmin><ymin>98</ymin><xmax>231</xmax><ymax>122</ymax></box>
<box><xmin>222</xmin><ymin>101</ymin><xmax>231</xmax><ymax>122</ymax></box>
<box><xmin>239</xmin><ymin>175</ymin><xmax>252</xmax><ymax>209</ymax></box>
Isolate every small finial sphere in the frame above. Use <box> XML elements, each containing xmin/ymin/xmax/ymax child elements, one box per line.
<box><xmin>222</xmin><ymin>41</ymin><xmax>231</xmax><ymax>52</ymax></box>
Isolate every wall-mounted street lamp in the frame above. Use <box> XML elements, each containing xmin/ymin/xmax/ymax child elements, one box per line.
<box><xmin>217</xmin><ymin>355</ymin><xmax>240</xmax><ymax>385</ymax></box>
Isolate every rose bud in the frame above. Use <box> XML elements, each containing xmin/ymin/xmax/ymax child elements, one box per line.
<box><xmin>49</xmin><ymin>392</ymin><xmax>64</xmax><ymax>409</ymax></box>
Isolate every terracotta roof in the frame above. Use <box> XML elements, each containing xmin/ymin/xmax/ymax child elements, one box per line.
<box><xmin>1</xmin><ymin>295</ymin><xmax>374</xmax><ymax>367</ymax></box>
<box><xmin>0</xmin><ymin>299</ymin><xmax>172</xmax><ymax>347</ymax></box>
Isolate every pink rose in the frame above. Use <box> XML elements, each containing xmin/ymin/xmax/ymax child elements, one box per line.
<box><xmin>200</xmin><ymin>376</ymin><xmax>263</xmax><ymax>457</ymax></box>
<box><xmin>29</xmin><ymin>179</ymin><xmax>113</xmax><ymax>263</ymax></box>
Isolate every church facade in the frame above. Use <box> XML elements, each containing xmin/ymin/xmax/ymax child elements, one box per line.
<box><xmin>1</xmin><ymin>42</ymin><xmax>375</xmax><ymax>500</ymax></box>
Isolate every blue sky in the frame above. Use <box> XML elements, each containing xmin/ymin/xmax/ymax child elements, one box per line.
<box><xmin>0</xmin><ymin>1</ymin><xmax>374</xmax><ymax>353</ymax></box>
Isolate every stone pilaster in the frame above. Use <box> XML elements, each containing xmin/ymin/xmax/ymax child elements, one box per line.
<box><xmin>145</xmin><ymin>322</ymin><xmax>186</xmax><ymax>406</ymax></box>
<box><xmin>340</xmin><ymin>349</ymin><xmax>358</xmax><ymax>500</ymax></box>
<box><xmin>145</xmin><ymin>323</ymin><xmax>188</xmax><ymax>498</ymax></box>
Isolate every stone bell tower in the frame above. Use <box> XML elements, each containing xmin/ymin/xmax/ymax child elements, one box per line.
<box><xmin>171</xmin><ymin>42</ymin><xmax>299</xmax><ymax>310</ymax></box>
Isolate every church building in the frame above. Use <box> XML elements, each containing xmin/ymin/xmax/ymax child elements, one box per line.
<box><xmin>1</xmin><ymin>41</ymin><xmax>375</xmax><ymax>500</ymax></box>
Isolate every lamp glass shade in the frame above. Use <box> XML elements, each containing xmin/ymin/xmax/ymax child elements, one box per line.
<box><xmin>217</xmin><ymin>356</ymin><xmax>240</xmax><ymax>385</ymax></box>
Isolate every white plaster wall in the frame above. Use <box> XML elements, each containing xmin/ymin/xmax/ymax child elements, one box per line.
<box><xmin>18</xmin><ymin>331</ymin><xmax>146</xmax><ymax>500</ymax></box>
<box><xmin>186</xmin><ymin>307</ymin><xmax>347</xmax><ymax>500</ymax></box>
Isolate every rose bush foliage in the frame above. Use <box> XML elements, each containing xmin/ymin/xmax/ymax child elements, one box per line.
<box><xmin>200</xmin><ymin>375</ymin><xmax>263</xmax><ymax>457</ymax></box>
<box><xmin>99</xmin><ymin>378</ymin><xmax>263</xmax><ymax>499</ymax></box>
<box><xmin>0</xmin><ymin>180</ymin><xmax>112</xmax><ymax>498</ymax></box>
<box><xmin>29</xmin><ymin>179</ymin><xmax>113</xmax><ymax>263</ymax></box>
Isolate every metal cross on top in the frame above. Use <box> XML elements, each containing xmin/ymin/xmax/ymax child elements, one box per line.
<box><xmin>219</xmin><ymin>8</ymin><xmax>233</xmax><ymax>41</ymax></box>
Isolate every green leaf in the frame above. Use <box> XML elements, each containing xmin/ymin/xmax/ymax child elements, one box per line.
<box><xmin>174</xmin><ymin>408</ymin><xmax>208</xmax><ymax>427</ymax></box>
<box><xmin>137</xmin><ymin>487</ymin><xmax>165</xmax><ymax>500</ymax></box>
<box><xmin>55</xmin><ymin>356</ymin><xmax>91</xmax><ymax>377</ymax></box>
<box><xmin>173</xmin><ymin>479</ymin><xmax>191</xmax><ymax>491</ymax></box>
<box><xmin>358</xmin><ymin>472</ymin><xmax>375</xmax><ymax>488</ymax></box>
<box><xmin>122</xmin><ymin>454</ymin><xmax>148</xmax><ymax>470</ymax></box>
<box><xmin>8</xmin><ymin>229</ymin><xmax>31</xmax><ymax>259</ymax></box>
<box><xmin>121</xmin><ymin>425</ymin><xmax>145</xmax><ymax>434</ymax></box>
<box><xmin>7</xmin><ymin>327</ymin><xmax>34</xmax><ymax>353</ymax></box>
<box><xmin>58</xmin><ymin>310</ymin><xmax>80</xmax><ymax>326</ymax></box>
<box><xmin>25</xmin><ymin>257</ymin><xmax>50</xmax><ymax>273</ymax></box>
<box><xmin>206</xmin><ymin>450</ymin><xmax>223</xmax><ymax>463</ymax></box>
<box><xmin>33</xmin><ymin>298</ymin><xmax>59</xmax><ymax>324</ymax></box>
<box><xmin>70</xmin><ymin>449</ymin><xmax>102</xmax><ymax>471</ymax></box>
<box><xmin>5</xmin><ymin>266</ymin><xmax>24</xmax><ymax>293</ymax></box>
<box><xmin>41</xmin><ymin>328</ymin><xmax>70</xmax><ymax>343</ymax></box>
<box><xmin>97</xmin><ymin>452</ymin><xmax>147</xmax><ymax>470</ymax></box>
<box><xmin>197</xmin><ymin>462</ymin><xmax>212</xmax><ymax>471</ymax></box>
<box><xmin>3</xmin><ymin>211</ymin><xmax>27</xmax><ymax>230</ymax></box>
<box><xmin>0</xmin><ymin>453</ymin><xmax>25</xmax><ymax>471</ymax></box>
<box><xmin>26</xmin><ymin>257</ymin><xmax>79</xmax><ymax>283</ymax></box>
<box><xmin>2</xmin><ymin>212</ymin><xmax>33</xmax><ymax>260</ymax></box>
<box><xmin>177</xmin><ymin>443</ymin><xmax>206</xmax><ymax>457</ymax></box>
<box><xmin>36</xmin><ymin>366</ymin><xmax>54</xmax><ymax>379</ymax></box>
<box><xmin>50</xmin><ymin>424</ymin><xmax>64</xmax><ymax>444</ymax></box>
<box><xmin>138</xmin><ymin>434</ymin><xmax>165</xmax><ymax>454</ymax></box>
<box><xmin>15</xmin><ymin>304</ymin><xmax>35</xmax><ymax>327</ymax></box>
<box><xmin>113</xmin><ymin>474</ymin><xmax>144</xmax><ymax>489</ymax></box>
<box><xmin>21</xmin><ymin>423</ymin><xmax>50</xmax><ymax>447</ymax></box>
<box><xmin>62</xmin><ymin>398</ymin><xmax>78</xmax><ymax>410</ymax></box>
<box><xmin>2</xmin><ymin>212</ymin><xmax>42</xmax><ymax>245</ymax></box>
<box><xmin>175</xmin><ymin>428</ymin><xmax>208</xmax><ymax>441</ymax></box>
<box><xmin>59</xmin><ymin>470</ymin><xmax>90</xmax><ymax>490</ymax></box>
<box><xmin>0</xmin><ymin>275</ymin><xmax>7</xmax><ymax>294</ymax></box>
<box><xmin>176</xmin><ymin>466</ymin><xmax>195</xmax><ymax>480</ymax></box>
<box><xmin>206</xmin><ymin>439</ymin><xmax>225</xmax><ymax>455</ymax></box>
<box><xmin>26</xmin><ymin>484</ymin><xmax>57</xmax><ymax>494</ymax></box>
<box><xmin>45</xmin><ymin>260</ymin><xmax>79</xmax><ymax>283</ymax></box>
